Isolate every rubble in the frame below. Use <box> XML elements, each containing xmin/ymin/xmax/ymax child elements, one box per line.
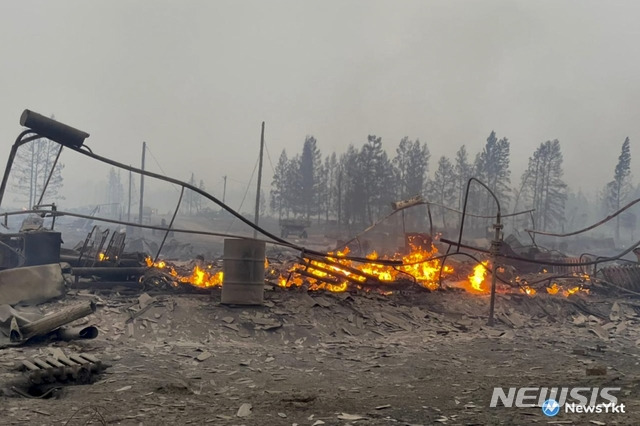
<box><xmin>0</xmin><ymin>112</ymin><xmax>639</xmax><ymax>423</ymax></box>
<box><xmin>0</xmin><ymin>264</ymin><xmax>66</xmax><ymax>306</ymax></box>
<box><xmin>0</xmin><ymin>301</ymin><xmax>97</xmax><ymax>347</ymax></box>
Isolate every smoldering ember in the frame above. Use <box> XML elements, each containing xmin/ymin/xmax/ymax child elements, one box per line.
<box><xmin>0</xmin><ymin>111</ymin><xmax>639</xmax><ymax>426</ymax></box>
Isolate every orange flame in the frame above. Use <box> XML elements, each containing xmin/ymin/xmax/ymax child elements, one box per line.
<box><xmin>468</xmin><ymin>262</ymin><xmax>489</xmax><ymax>293</ymax></box>
<box><xmin>545</xmin><ymin>282</ymin><xmax>588</xmax><ymax>297</ymax></box>
<box><xmin>145</xmin><ymin>256</ymin><xmax>223</xmax><ymax>288</ymax></box>
<box><xmin>178</xmin><ymin>265</ymin><xmax>224</xmax><ymax>288</ymax></box>
<box><xmin>279</xmin><ymin>242</ymin><xmax>452</xmax><ymax>292</ymax></box>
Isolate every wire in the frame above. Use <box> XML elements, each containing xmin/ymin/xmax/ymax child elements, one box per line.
<box><xmin>145</xmin><ymin>144</ymin><xmax>180</xmax><ymax>193</ymax></box>
<box><xmin>526</xmin><ymin>196</ymin><xmax>640</xmax><ymax>238</ymax></box>
<box><xmin>439</xmin><ymin>237</ymin><xmax>640</xmax><ymax>268</ymax></box>
<box><xmin>225</xmin><ymin>156</ymin><xmax>259</xmax><ymax>233</ymax></box>
<box><xmin>264</xmin><ymin>139</ymin><xmax>276</xmax><ymax>175</ymax></box>
<box><xmin>456</xmin><ymin>178</ymin><xmax>501</xmax><ymax>254</ymax></box>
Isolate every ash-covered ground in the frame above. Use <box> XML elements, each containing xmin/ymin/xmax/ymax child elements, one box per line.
<box><xmin>1</xmin><ymin>286</ymin><xmax>639</xmax><ymax>426</ymax></box>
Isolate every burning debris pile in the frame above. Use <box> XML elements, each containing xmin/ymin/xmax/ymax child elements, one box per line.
<box><xmin>142</xmin><ymin>257</ymin><xmax>224</xmax><ymax>290</ymax></box>
<box><xmin>135</xmin><ymin>236</ymin><xmax>594</xmax><ymax>301</ymax></box>
<box><xmin>278</xmin><ymin>236</ymin><xmax>452</xmax><ymax>293</ymax></box>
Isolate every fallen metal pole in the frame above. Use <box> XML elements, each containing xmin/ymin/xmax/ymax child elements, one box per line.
<box><xmin>153</xmin><ymin>186</ymin><xmax>184</xmax><ymax>263</ymax></box>
<box><xmin>16</xmin><ymin>301</ymin><xmax>96</xmax><ymax>341</ymax></box>
<box><xmin>71</xmin><ymin>267</ymin><xmax>147</xmax><ymax>277</ymax></box>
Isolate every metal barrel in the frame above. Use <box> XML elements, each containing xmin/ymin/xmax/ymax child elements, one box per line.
<box><xmin>221</xmin><ymin>239</ymin><xmax>265</xmax><ymax>305</ymax></box>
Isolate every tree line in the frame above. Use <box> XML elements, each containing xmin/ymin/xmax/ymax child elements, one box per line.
<box><xmin>269</xmin><ymin>132</ymin><xmax>638</xmax><ymax>237</ymax></box>
<box><xmin>8</xmin><ymin>130</ymin><xmax>637</xmax><ymax>240</ymax></box>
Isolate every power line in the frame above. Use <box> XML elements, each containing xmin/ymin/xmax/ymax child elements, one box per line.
<box><xmin>225</xmin><ymin>156</ymin><xmax>259</xmax><ymax>233</ymax></box>
<box><xmin>264</xmin><ymin>138</ymin><xmax>276</xmax><ymax>175</ymax></box>
<box><xmin>144</xmin><ymin>144</ymin><xmax>180</xmax><ymax>193</ymax></box>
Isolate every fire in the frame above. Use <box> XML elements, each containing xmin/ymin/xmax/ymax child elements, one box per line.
<box><xmin>178</xmin><ymin>265</ymin><xmax>223</xmax><ymax>288</ymax></box>
<box><xmin>145</xmin><ymin>257</ymin><xmax>167</xmax><ymax>269</ymax></box>
<box><xmin>545</xmin><ymin>282</ymin><xmax>588</xmax><ymax>297</ymax></box>
<box><xmin>145</xmin><ymin>256</ymin><xmax>223</xmax><ymax>288</ymax></box>
<box><xmin>521</xmin><ymin>285</ymin><xmax>537</xmax><ymax>296</ymax></box>
<box><xmin>468</xmin><ymin>262</ymin><xmax>489</xmax><ymax>292</ymax></box>
<box><xmin>279</xmin><ymin>242</ymin><xmax>453</xmax><ymax>292</ymax></box>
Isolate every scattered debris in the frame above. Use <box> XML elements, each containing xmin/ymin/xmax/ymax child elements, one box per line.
<box><xmin>236</xmin><ymin>402</ymin><xmax>252</xmax><ymax>417</ymax></box>
<box><xmin>0</xmin><ymin>264</ymin><xmax>65</xmax><ymax>306</ymax></box>
<box><xmin>0</xmin><ymin>301</ymin><xmax>97</xmax><ymax>347</ymax></box>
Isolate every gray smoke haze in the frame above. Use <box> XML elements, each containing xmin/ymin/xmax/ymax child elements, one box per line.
<box><xmin>1</xmin><ymin>1</ymin><xmax>639</xmax><ymax>209</ymax></box>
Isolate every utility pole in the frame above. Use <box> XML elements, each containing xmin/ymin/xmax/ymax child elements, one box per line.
<box><xmin>222</xmin><ymin>175</ymin><xmax>227</xmax><ymax>205</ymax></box>
<box><xmin>138</xmin><ymin>142</ymin><xmax>146</xmax><ymax>226</ymax></box>
<box><xmin>127</xmin><ymin>169</ymin><xmax>132</xmax><ymax>222</ymax></box>
<box><xmin>253</xmin><ymin>122</ymin><xmax>265</xmax><ymax>239</ymax></box>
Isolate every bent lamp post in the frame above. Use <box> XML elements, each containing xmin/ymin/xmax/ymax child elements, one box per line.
<box><xmin>0</xmin><ymin>110</ymin><xmax>90</xmax><ymax>210</ymax></box>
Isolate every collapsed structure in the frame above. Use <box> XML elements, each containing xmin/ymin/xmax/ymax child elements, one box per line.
<box><xmin>0</xmin><ymin>110</ymin><xmax>639</xmax><ymax>404</ymax></box>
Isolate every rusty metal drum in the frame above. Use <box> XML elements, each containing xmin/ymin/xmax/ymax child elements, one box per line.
<box><xmin>221</xmin><ymin>239</ymin><xmax>265</xmax><ymax>305</ymax></box>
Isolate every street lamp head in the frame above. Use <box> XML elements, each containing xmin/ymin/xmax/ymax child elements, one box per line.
<box><xmin>20</xmin><ymin>109</ymin><xmax>89</xmax><ymax>148</ymax></box>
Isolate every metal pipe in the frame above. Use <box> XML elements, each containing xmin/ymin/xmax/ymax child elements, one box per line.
<box><xmin>7</xmin><ymin>207</ymin><xmax>282</xmax><ymax>244</ymax></box>
<box><xmin>487</xmin><ymin>214</ymin><xmax>502</xmax><ymax>326</ymax></box>
<box><xmin>20</xmin><ymin>110</ymin><xmax>89</xmax><ymax>148</ymax></box>
<box><xmin>526</xmin><ymin>196</ymin><xmax>640</xmax><ymax>238</ymax></box>
<box><xmin>153</xmin><ymin>186</ymin><xmax>184</xmax><ymax>263</ymax></box>
<box><xmin>71</xmin><ymin>267</ymin><xmax>147</xmax><ymax>276</ymax></box>
<box><xmin>452</xmin><ymin>178</ymin><xmax>502</xmax><ymax>326</ymax></box>
<box><xmin>68</xmin><ymin>142</ymin><xmax>294</xmax><ymax>248</ymax></box>
<box><xmin>0</xmin><ymin>131</ymin><xmax>40</xmax><ymax>210</ymax></box>
<box><xmin>36</xmin><ymin>144</ymin><xmax>63</xmax><ymax>207</ymax></box>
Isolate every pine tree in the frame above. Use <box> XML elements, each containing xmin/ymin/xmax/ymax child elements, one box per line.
<box><xmin>428</xmin><ymin>156</ymin><xmax>457</xmax><ymax>229</ymax></box>
<box><xmin>322</xmin><ymin>153</ymin><xmax>338</xmax><ymax>222</ymax></box>
<box><xmin>270</xmin><ymin>150</ymin><xmax>289</xmax><ymax>218</ymax></box>
<box><xmin>360</xmin><ymin>135</ymin><xmax>394</xmax><ymax>224</ymax></box>
<box><xmin>476</xmin><ymin>131</ymin><xmax>511</xmax><ymax>215</ymax></box>
<box><xmin>605</xmin><ymin>137</ymin><xmax>632</xmax><ymax>240</ymax></box>
<box><xmin>284</xmin><ymin>154</ymin><xmax>303</xmax><ymax>217</ymax></box>
<box><xmin>393</xmin><ymin>137</ymin><xmax>430</xmax><ymax>199</ymax></box>
<box><xmin>454</xmin><ymin>145</ymin><xmax>473</xmax><ymax>209</ymax></box>
<box><xmin>519</xmin><ymin>140</ymin><xmax>567</xmax><ymax>231</ymax></box>
<box><xmin>300</xmin><ymin>136</ymin><xmax>322</xmax><ymax>220</ymax></box>
<box><xmin>339</xmin><ymin>145</ymin><xmax>365</xmax><ymax>228</ymax></box>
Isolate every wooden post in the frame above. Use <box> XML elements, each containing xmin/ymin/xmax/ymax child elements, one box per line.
<box><xmin>253</xmin><ymin>122</ymin><xmax>265</xmax><ymax>238</ymax></box>
<box><xmin>138</xmin><ymin>142</ymin><xmax>146</xmax><ymax>225</ymax></box>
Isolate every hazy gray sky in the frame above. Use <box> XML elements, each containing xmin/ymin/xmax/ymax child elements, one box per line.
<box><xmin>1</xmin><ymin>1</ymin><xmax>639</xmax><ymax>210</ymax></box>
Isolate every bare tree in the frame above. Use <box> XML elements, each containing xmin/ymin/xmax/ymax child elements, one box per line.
<box><xmin>106</xmin><ymin>168</ymin><xmax>123</xmax><ymax>218</ymax></box>
<box><xmin>11</xmin><ymin>137</ymin><xmax>64</xmax><ymax>208</ymax></box>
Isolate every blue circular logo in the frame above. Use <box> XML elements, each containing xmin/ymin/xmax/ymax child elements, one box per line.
<box><xmin>542</xmin><ymin>399</ymin><xmax>560</xmax><ymax>417</ymax></box>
